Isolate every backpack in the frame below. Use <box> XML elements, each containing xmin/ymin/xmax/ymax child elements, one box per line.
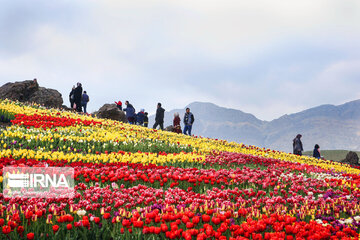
<box><xmin>82</xmin><ymin>94</ymin><xmax>89</xmax><ymax>102</ymax></box>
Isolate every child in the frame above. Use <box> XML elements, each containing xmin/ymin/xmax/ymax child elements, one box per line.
<box><xmin>313</xmin><ymin>144</ymin><xmax>321</xmax><ymax>159</ymax></box>
<box><xmin>173</xmin><ymin>112</ymin><xmax>182</xmax><ymax>133</ymax></box>
<box><xmin>143</xmin><ymin>112</ymin><xmax>149</xmax><ymax>127</ymax></box>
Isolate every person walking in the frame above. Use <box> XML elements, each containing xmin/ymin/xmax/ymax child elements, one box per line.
<box><xmin>123</xmin><ymin>101</ymin><xmax>136</xmax><ymax>124</ymax></box>
<box><xmin>136</xmin><ymin>109</ymin><xmax>145</xmax><ymax>126</ymax></box>
<box><xmin>153</xmin><ymin>103</ymin><xmax>165</xmax><ymax>130</ymax></box>
<box><xmin>183</xmin><ymin>108</ymin><xmax>194</xmax><ymax>135</ymax></box>
<box><xmin>81</xmin><ymin>91</ymin><xmax>90</xmax><ymax>113</ymax></box>
<box><xmin>173</xmin><ymin>112</ymin><xmax>182</xmax><ymax>134</ymax></box>
<box><xmin>292</xmin><ymin>134</ymin><xmax>303</xmax><ymax>156</ymax></box>
<box><xmin>74</xmin><ymin>82</ymin><xmax>83</xmax><ymax>112</ymax></box>
<box><xmin>69</xmin><ymin>86</ymin><xmax>75</xmax><ymax>109</ymax></box>
<box><xmin>313</xmin><ymin>144</ymin><xmax>321</xmax><ymax>159</ymax></box>
<box><xmin>143</xmin><ymin>112</ymin><xmax>149</xmax><ymax>127</ymax></box>
<box><xmin>115</xmin><ymin>101</ymin><xmax>122</xmax><ymax>110</ymax></box>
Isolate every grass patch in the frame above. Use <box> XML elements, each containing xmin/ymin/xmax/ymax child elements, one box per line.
<box><xmin>303</xmin><ymin>149</ymin><xmax>360</xmax><ymax>162</ymax></box>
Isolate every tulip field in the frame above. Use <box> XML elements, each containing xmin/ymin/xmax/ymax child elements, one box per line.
<box><xmin>1</xmin><ymin>99</ymin><xmax>360</xmax><ymax>239</ymax></box>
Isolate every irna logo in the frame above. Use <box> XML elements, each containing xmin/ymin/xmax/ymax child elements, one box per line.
<box><xmin>3</xmin><ymin>167</ymin><xmax>74</xmax><ymax>198</ymax></box>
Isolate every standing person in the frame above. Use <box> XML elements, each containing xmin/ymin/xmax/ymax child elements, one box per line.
<box><xmin>143</xmin><ymin>112</ymin><xmax>149</xmax><ymax>127</ymax></box>
<box><xmin>81</xmin><ymin>91</ymin><xmax>90</xmax><ymax>113</ymax></box>
<box><xmin>153</xmin><ymin>103</ymin><xmax>165</xmax><ymax>130</ymax></box>
<box><xmin>313</xmin><ymin>144</ymin><xmax>321</xmax><ymax>159</ymax></box>
<box><xmin>183</xmin><ymin>108</ymin><xmax>194</xmax><ymax>135</ymax></box>
<box><xmin>74</xmin><ymin>82</ymin><xmax>83</xmax><ymax>112</ymax></box>
<box><xmin>292</xmin><ymin>134</ymin><xmax>303</xmax><ymax>156</ymax></box>
<box><xmin>69</xmin><ymin>86</ymin><xmax>75</xmax><ymax>109</ymax></box>
<box><xmin>115</xmin><ymin>101</ymin><xmax>122</xmax><ymax>110</ymax></box>
<box><xmin>136</xmin><ymin>109</ymin><xmax>145</xmax><ymax>125</ymax></box>
<box><xmin>173</xmin><ymin>112</ymin><xmax>182</xmax><ymax>134</ymax></box>
<box><xmin>123</xmin><ymin>101</ymin><xmax>136</xmax><ymax>124</ymax></box>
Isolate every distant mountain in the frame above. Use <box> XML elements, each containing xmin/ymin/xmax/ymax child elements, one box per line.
<box><xmin>149</xmin><ymin>100</ymin><xmax>360</xmax><ymax>152</ymax></box>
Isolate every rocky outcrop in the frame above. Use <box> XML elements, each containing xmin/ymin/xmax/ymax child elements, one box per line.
<box><xmin>342</xmin><ymin>151</ymin><xmax>359</xmax><ymax>166</ymax></box>
<box><xmin>96</xmin><ymin>104</ymin><xmax>127</xmax><ymax>123</ymax></box>
<box><xmin>0</xmin><ymin>80</ymin><xmax>38</xmax><ymax>101</ymax></box>
<box><xmin>28</xmin><ymin>87</ymin><xmax>63</xmax><ymax>108</ymax></box>
<box><xmin>0</xmin><ymin>79</ymin><xmax>63</xmax><ymax>108</ymax></box>
<box><xmin>61</xmin><ymin>105</ymin><xmax>73</xmax><ymax>111</ymax></box>
<box><xmin>164</xmin><ymin>125</ymin><xmax>174</xmax><ymax>132</ymax></box>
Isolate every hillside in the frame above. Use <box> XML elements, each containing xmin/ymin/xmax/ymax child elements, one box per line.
<box><xmin>303</xmin><ymin>150</ymin><xmax>360</xmax><ymax>162</ymax></box>
<box><xmin>150</xmin><ymin>100</ymin><xmax>360</xmax><ymax>152</ymax></box>
<box><xmin>1</xmin><ymin>99</ymin><xmax>360</xmax><ymax>239</ymax></box>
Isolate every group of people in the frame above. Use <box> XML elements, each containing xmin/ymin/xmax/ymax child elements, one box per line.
<box><xmin>115</xmin><ymin>101</ymin><xmax>195</xmax><ymax>136</ymax></box>
<box><xmin>292</xmin><ymin>134</ymin><xmax>322</xmax><ymax>159</ymax></box>
<box><xmin>69</xmin><ymin>85</ymin><xmax>196</xmax><ymax>135</ymax></box>
<box><xmin>69</xmin><ymin>83</ymin><xmax>89</xmax><ymax>113</ymax></box>
<box><xmin>116</xmin><ymin>100</ymin><xmax>149</xmax><ymax>127</ymax></box>
<box><xmin>153</xmin><ymin>104</ymin><xmax>195</xmax><ymax>135</ymax></box>
<box><xmin>114</xmin><ymin>101</ymin><xmax>195</xmax><ymax>136</ymax></box>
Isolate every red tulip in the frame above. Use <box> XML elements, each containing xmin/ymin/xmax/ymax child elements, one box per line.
<box><xmin>202</xmin><ymin>214</ymin><xmax>211</xmax><ymax>223</ymax></box>
<box><xmin>52</xmin><ymin>224</ymin><xmax>59</xmax><ymax>233</ymax></box>
<box><xmin>2</xmin><ymin>225</ymin><xmax>11</xmax><ymax>234</ymax></box>
<box><xmin>27</xmin><ymin>232</ymin><xmax>35</xmax><ymax>240</ymax></box>
<box><xmin>67</xmin><ymin>224</ymin><xmax>73</xmax><ymax>230</ymax></box>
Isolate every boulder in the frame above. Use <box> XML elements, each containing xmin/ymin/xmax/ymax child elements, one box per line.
<box><xmin>96</xmin><ymin>104</ymin><xmax>127</xmax><ymax>123</ymax></box>
<box><xmin>0</xmin><ymin>80</ymin><xmax>39</xmax><ymax>101</ymax></box>
<box><xmin>165</xmin><ymin>125</ymin><xmax>174</xmax><ymax>132</ymax></box>
<box><xmin>61</xmin><ymin>105</ymin><xmax>74</xmax><ymax>111</ymax></box>
<box><xmin>28</xmin><ymin>87</ymin><xmax>63</xmax><ymax>108</ymax></box>
<box><xmin>0</xmin><ymin>79</ymin><xmax>63</xmax><ymax>108</ymax></box>
<box><xmin>342</xmin><ymin>151</ymin><xmax>359</xmax><ymax>166</ymax></box>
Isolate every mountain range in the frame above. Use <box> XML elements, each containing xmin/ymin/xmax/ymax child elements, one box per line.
<box><xmin>150</xmin><ymin>100</ymin><xmax>360</xmax><ymax>152</ymax></box>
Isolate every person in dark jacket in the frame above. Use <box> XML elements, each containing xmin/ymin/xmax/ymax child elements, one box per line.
<box><xmin>143</xmin><ymin>112</ymin><xmax>149</xmax><ymax>127</ymax></box>
<box><xmin>313</xmin><ymin>144</ymin><xmax>321</xmax><ymax>159</ymax></box>
<box><xmin>123</xmin><ymin>101</ymin><xmax>136</xmax><ymax>124</ymax></box>
<box><xmin>81</xmin><ymin>91</ymin><xmax>89</xmax><ymax>113</ymax></box>
<box><xmin>69</xmin><ymin>86</ymin><xmax>75</xmax><ymax>109</ymax></box>
<box><xmin>73</xmin><ymin>83</ymin><xmax>83</xmax><ymax>112</ymax></box>
<box><xmin>136</xmin><ymin>109</ymin><xmax>145</xmax><ymax>126</ymax></box>
<box><xmin>183</xmin><ymin>108</ymin><xmax>194</xmax><ymax>135</ymax></box>
<box><xmin>153</xmin><ymin>103</ymin><xmax>165</xmax><ymax>130</ymax></box>
<box><xmin>173</xmin><ymin>112</ymin><xmax>182</xmax><ymax>134</ymax></box>
<box><xmin>292</xmin><ymin>134</ymin><xmax>303</xmax><ymax>156</ymax></box>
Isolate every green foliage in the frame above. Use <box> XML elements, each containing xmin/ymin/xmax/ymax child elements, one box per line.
<box><xmin>0</xmin><ymin>109</ymin><xmax>15</xmax><ymax>123</ymax></box>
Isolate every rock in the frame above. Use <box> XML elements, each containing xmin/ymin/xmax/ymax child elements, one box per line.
<box><xmin>61</xmin><ymin>105</ymin><xmax>74</xmax><ymax>111</ymax></box>
<box><xmin>96</xmin><ymin>104</ymin><xmax>127</xmax><ymax>123</ymax></box>
<box><xmin>28</xmin><ymin>87</ymin><xmax>63</xmax><ymax>108</ymax></box>
<box><xmin>0</xmin><ymin>80</ymin><xmax>39</xmax><ymax>101</ymax></box>
<box><xmin>0</xmin><ymin>79</ymin><xmax>63</xmax><ymax>108</ymax></box>
<box><xmin>342</xmin><ymin>151</ymin><xmax>359</xmax><ymax>166</ymax></box>
<box><xmin>165</xmin><ymin>125</ymin><xmax>174</xmax><ymax>132</ymax></box>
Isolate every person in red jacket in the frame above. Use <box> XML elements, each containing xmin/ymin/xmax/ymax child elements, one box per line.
<box><xmin>173</xmin><ymin>112</ymin><xmax>182</xmax><ymax>133</ymax></box>
<box><xmin>115</xmin><ymin>101</ymin><xmax>122</xmax><ymax>110</ymax></box>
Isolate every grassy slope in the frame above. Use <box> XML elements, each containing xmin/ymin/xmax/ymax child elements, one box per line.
<box><xmin>303</xmin><ymin>149</ymin><xmax>360</xmax><ymax>161</ymax></box>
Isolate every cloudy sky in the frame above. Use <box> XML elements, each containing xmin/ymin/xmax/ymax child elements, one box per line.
<box><xmin>1</xmin><ymin>0</ymin><xmax>360</xmax><ymax>120</ymax></box>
